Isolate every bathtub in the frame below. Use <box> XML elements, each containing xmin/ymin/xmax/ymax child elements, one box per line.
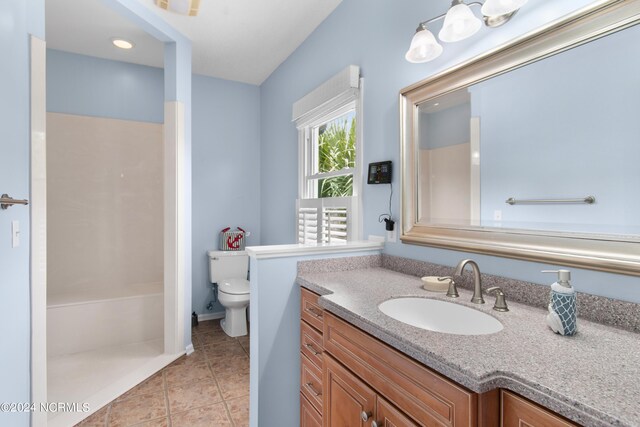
<box><xmin>47</xmin><ymin>283</ymin><xmax>163</xmax><ymax>357</ymax></box>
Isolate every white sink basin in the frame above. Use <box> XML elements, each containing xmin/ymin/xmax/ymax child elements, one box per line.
<box><xmin>378</xmin><ymin>297</ymin><xmax>503</xmax><ymax>335</ymax></box>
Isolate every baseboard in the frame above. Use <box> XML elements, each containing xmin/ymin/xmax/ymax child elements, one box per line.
<box><xmin>198</xmin><ymin>311</ymin><xmax>225</xmax><ymax>322</ymax></box>
<box><xmin>185</xmin><ymin>343</ymin><xmax>195</xmax><ymax>355</ymax></box>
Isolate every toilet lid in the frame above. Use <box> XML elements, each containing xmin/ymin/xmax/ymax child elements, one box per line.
<box><xmin>219</xmin><ymin>278</ymin><xmax>250</xmax><ymax>295</ymax></box>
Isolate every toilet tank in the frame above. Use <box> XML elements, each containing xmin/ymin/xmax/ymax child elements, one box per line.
<box><xmin>208</xmin><ymin>250</ymin><xmax>248</xmax><ymax>283</ymax></box>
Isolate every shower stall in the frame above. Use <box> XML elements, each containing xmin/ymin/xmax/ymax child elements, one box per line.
<box><xmin>46</xmin><ymin>112</ymin><xmax>165</xmax><ymax>425</ymax></box>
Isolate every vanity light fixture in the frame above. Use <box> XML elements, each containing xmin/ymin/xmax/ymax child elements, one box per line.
<box><xmin>111</xmin><ymin>38</ymin><xmax>134</xmax><ymax>50</ymax></box>
<box><xmin>155</xmin><ymin>0</ymin><xmax>200</xmax><ymax>16</ymax></box>
<box><xmin>405</xmin><ymin>0</ymin><xmax>527</xmax><ymax>63</ymax></box>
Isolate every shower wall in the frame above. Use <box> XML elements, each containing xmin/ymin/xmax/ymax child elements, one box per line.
<box><xmin>47</xmin><ymin>112</ymin><xmax>163</xmax><ymax>299</ymax></box>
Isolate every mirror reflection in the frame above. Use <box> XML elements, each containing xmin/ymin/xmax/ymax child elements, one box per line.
<box><xmin>416</xmin><ymin>22</ymin><xmax>640</xmax><ymax>238</ymax></box>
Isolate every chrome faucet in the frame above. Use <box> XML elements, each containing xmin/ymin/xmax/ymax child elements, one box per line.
<box><xmin>454</xmin><ymin>259</ymin><xmax>485</xmax><ymax>304</ymax></box>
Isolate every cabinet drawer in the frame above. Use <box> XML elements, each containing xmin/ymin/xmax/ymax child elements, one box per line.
<box><xmin>301</xmin><ymin>288</ymin><xmax>324</xmax><ymax>331</ymax></box>
<box><xmin>501</xmin><ymin>391</ymin><xmax>577</xmax><ymax>427</ymax></box>
<box><xmin>302</xmin><ymin>353</ymin><xmax>324</xmax><ymax>415</ymax></box>
<box><xmin>324</xmin><ymin>354</ymin><xmax>377</xmax><ymax>427</ymax></box>
<box><xmin>301</xmin><ymin>393</ymin><xmax>323</xmax><ymax>427</ymax></box>
<box><xmin>302</xmin><ymin>320</ymin><xmax>324</xmax><ymax>368</ymax></box>
<box><xmin>324</xmin><ymin>312</ymin><xmax>477</xmax><ymax>427</ymax></box>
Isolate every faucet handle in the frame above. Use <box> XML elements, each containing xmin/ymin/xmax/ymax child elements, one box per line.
<box><xmin>485</xmin><ymin>287</ymin><xmax>509</xmax><ymax>312</ymax></box>
<box><xmin>445</xmin><ymin>278</ymin><xmax>459</xmax><ymax>298</ymax></box>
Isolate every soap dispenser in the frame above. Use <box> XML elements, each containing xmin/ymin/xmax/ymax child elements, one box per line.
<box><xmin>542</xmin><ymin>269</ymin><xmax>577</xmax><ymax>336</ymax></box>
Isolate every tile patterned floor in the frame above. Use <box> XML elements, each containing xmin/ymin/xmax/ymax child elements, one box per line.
<box><xmin>75</xmin><ymin>320</ymin><xmax>250</xmax><ymax>427</ymax></box>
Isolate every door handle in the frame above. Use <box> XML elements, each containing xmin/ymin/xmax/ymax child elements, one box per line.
<box><xmin>1</xmin><ymin>194</ymin><xmax>29</xmax><ymax>210</ymax></box>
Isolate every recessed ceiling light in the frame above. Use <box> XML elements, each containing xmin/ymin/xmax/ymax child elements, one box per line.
<box><xmin>434</xmin><ymin>102</ymin><xmax>440</xmax><ymax>106</ymax></box>
<box><xmin>111</xmin><ymin>38</ymin><xmax>134</xmax><ymax>50</ymax></box>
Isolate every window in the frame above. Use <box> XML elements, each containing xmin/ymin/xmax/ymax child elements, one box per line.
<box><xmin>293</xmin><ymin>66</ymin><xmax>362</xmax><ymax>244</ymax></box>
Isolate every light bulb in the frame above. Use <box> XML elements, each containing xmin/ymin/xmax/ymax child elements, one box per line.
<box><xmin>405</xmin><ymin>28</ymin><xmax>443</xmax><ymax>63</ymax></box>
<box><xmin>438</xmin><ymin>3</ymin><xmax>482</xmax><ymax>43</ymax></box>
<box><xmin>481</xmin><ymin>0</ymin><xmax>528</xmax><ymax>17</ymax></box>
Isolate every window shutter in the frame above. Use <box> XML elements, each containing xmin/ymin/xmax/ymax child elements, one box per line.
<box><xmin>323</xmin><ymin>207</ymin><xmax>348</xmax><ymax>243</ymax></box>
<box><xmin>297</xmin><ymin>197</ymin><xmax>355</xmax><ymax>244</ymax></box>
<box><xmin>298</xmin><ymin>205</ymin><xmax>320</xmax><ymax>244</ymax></box>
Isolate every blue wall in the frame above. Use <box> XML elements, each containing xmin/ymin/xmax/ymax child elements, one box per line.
<box><xmin>248</xmin><ymin>249</ymin><xmax>382</xmax><ymax>427</ymax></box>
<box><xmin>0</xmin><ymin>0</ymin><xmax>44</xmax><ymax>425</ymax></box>
<box><xmin>471</xmin><ymin>25</ymin><xmax>640</xmax><ymax>233</ymax></box>
<box><xmin>259</xmin><ymin>0</ymin><xmax>640</xmax><ymax>303</ymax></box>
<box><xmin>192</xmin><ymin>75</ymin><xmax>261</xmax><ymax>315</ymax></box>
<box><xmin>47</xmin><ymin>49</ymin><xmax>164</xmax><ymax>123</ymax></box>
<box><xmin>420</xmin><ymin>102</ymin><xmax>471</xmax><ymax>149</ymax></box>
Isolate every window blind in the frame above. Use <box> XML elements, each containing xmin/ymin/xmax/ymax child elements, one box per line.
<box><xmin>292</xmin><ymin>65</ymin><xmax>360</xmax><ymax>125</ymax></box>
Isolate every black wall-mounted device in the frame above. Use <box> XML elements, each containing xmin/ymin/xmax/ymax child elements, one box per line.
<box><xmin>367</xmin><ymin>161</ymin><xmax>392</xmax><ymax>184</ymax></box>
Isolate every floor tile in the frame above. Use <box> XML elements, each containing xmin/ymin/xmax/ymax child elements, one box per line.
<box><xmin>191</xmin><ymin>334</ymin><xmax>203</xmax><ymax>349</ymax></box>
<box><xmin>164</xmin><ymin>362</ymin><xmax>214</xmax><ymax>388</ymax></box>
<box><xmin>193</xmin><ymin>320</ymin><xmax>222</xmax><ymax>335</ymax></box>
<box><xmin>205</xmin><ymin>341</ymin><xmax>246</xmax><ymax>364</ymax></box>
<box><xmin>129</xmin><ymin>417</ymin><xmax>168</xmax><ymax>427</ymax></box>
<box><xmin>237</xmin><ymin>336</ymin><xmax>250</xmax><ymax>355</ymax></box>
<box><xmin>167</xmin><ymin>379</ymin><xmax>223</xmax><ymax>414</ymax></box>
<box><xmin>79</xmin><ymin>323</ymin><xmax>251</xmax><ymax>427</ymax></box>
<box><xmin>226</xmin><ymin>396</ymin><xmax>249</xmax><ymax>427</ymax></box>
<box><xmin>75</xmin><ymin>404</ymin><xmax>110</xmax><ymax>426</ymax></box>
<box><xmin>108</xmin><ymin>392</ymin><xmax>167</xmax><ymax>427</ymax></box>
<box><xmin>215</xmin><ymin>371</ymin><xmax>250</xmax><ymax>400</ymax></box>
<box><xmin>198</xmin><ymin>329</ymin><xmax>236</xmax><ymax>346</ymax></box>
<box><xmin>168</xmin><ymin>349</ymin><xmax>208</xmax><ymax>369</ymax></box>
<box><xmin>171</xmin><ymin>402</ymin><xmax>233</xmax><ymax>427</ymax></box>
<box><xmin>116</xmin><ymin>372</ymin><xmax>165</xmax><ymax>402</ymax></box>
<box><xmin>210</xmin><ymin>354</ymin><xmax>249</xmax><ymax>378</ymax></box>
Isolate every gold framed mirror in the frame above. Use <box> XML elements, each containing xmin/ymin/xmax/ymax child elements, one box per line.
<box><xmin>400</xmin><ymin>0</ymin><xmax>640</xmax><ymax>276</ymax></box>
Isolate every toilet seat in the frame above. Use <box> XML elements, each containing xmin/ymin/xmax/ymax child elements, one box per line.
<box><xmin>219</xmin><ymin>278</ymin><xmax>249</xmax><ymax>295</ymax></box>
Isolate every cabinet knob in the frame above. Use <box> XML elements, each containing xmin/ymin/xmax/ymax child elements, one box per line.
<box><xmin>361</xmin><ymin>411</ymin><xmax>372</xmax><ymax>422</ymax></box>
<box><xmin>372</xmin><ymin>422</ymin><xmax>382</xmax><ymax>427</ymax></box>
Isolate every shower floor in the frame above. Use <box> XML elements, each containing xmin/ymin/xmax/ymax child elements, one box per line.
<box><xmin>47</xmin><ymin>339</ymin><xmax>180</xmax><ymax>427</ymax></box>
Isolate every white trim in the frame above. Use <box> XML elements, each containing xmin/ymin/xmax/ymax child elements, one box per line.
<box><xmin>470</xmin><ymin>117</ymin><xmax>481</xmax><ymax>223</ymax></box>
<box><xmin>292</xmin><ymin>65</ymin><xmax>360</xmax><ymax>123</ymax></box>
<box><xmin>308</xmin><ymin>168</ymin><xmax>356</xmax><ymax>181</ymax></box>
<box><xmin>164</xmin><ymin>101</ymin><xmax>186</xmax><ymax>355</ymax></box>
<box><xmin>246</xmin><ymin>241</ymin><xmax>383</xmax><ymax>260</ymax></box>
<box><xmin>354</xmin><ymin>78</ymin><xmax>364</xmax><ymax>240</ymax></box>
<box><xmin>197</xmin><ymin>312</ymin><xmax>225</xmax><ymax>322</ymax></box>
<box><xmin>185</xmin><ymin>344</ymin><xmax>195</xmax><ymax>356</ymax></box>
<box><xmin>30</xmin><ymin>35</ymin><xmax>47</xmax><ymax>427</ymax></box>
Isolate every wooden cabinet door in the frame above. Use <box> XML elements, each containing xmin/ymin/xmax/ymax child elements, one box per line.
<box><xmin>375</xmin><ymin>397</ymin><xmax>419</xmax><ymax>427</ymax></box>
<box><xmin>501</xmin><ymin>391</ymin><xmax>577</xmax><ymax>427</ymax></box>
<box><xmin>324</xmin><ymin>355</ymin><xmax>377</xmax><ymax>427</ymax></box>
<box><xmin>302</xmin><ymin>393</ymin><xmax>323</xmax><ymax>427</ymax></box>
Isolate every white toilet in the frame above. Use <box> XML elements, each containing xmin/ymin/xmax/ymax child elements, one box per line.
<box><xmin>208</xmin><ymin>250</ymin><xmax>250</xmax><ymax>337</ymax></box>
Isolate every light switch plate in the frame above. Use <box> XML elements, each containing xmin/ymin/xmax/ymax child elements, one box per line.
<box><xmin>12</xmin><ymin>220</ymin><xmax>20</xmax><ymax>248</ymax></box>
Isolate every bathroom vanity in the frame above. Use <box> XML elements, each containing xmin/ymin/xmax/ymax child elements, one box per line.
<box><xmin>297</xmin><ymin>256</ymin><xmax>640</xmax><ymax>427</ymax></box>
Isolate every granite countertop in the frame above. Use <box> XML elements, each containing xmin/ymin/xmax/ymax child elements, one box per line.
<box><xmin>297</xmin><ymin>267</ymin><xmax>640</xmax><ymax>427</ymax></box>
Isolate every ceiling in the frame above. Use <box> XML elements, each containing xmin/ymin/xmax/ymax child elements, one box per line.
<box><xmin>46</xmin><ymin>0</ymin><xmax>343</xmax><ymax>85</ymax></box>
